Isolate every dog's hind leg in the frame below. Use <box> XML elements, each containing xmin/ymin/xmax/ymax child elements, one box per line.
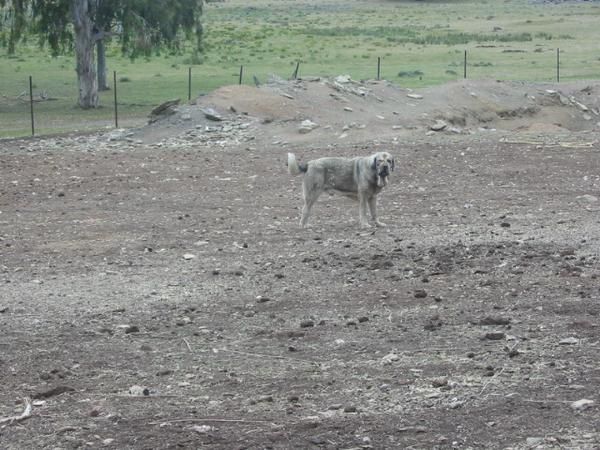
<box><xmin>300</xmin><ymin>181</ymin><xmax>321</xmax><ymax>228</ymax></box>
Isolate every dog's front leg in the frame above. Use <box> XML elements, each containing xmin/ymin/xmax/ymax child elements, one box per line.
<box><xmin>368</xmin><ymin>196</ymin><xmax>386</xmax><ymax>227</ymax></box>
<box><xmin>358</xmin><ymin>192</ymin><xmax>371</xmax><ymax>228</ymax></box>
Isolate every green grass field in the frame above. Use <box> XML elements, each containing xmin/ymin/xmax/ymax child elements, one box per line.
<box><xmin>2</xmin><ymin>0</ymin><xmax>600</xmax><ymax>138</ymax></box>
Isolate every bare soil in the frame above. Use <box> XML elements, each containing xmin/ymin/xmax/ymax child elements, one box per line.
<box><xmin>1</xmin><ymin>78</ymin><xmax>599</xmax><ymax>449</ymax></box>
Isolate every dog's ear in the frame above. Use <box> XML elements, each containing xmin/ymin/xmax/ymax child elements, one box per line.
<box><xmin>372</xmin><ymin>156</ymin><xmax>377</xmax><ymax>171</ymax></box>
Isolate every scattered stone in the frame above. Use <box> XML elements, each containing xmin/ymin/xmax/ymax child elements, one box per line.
<box><xmin>381</xmin><ymin>353</ymin><xmax>400</xmax><ymax>365</ymax></box>
<box><xmin>256</xmin><ymin>295</ymin><xmax>271</xmax><ymax>303</ymax></box>
<box><xmin>343</xmin><ymin>405</ymin><xmax>357</xmax><ymax>413</ymax></box>
<box><xmin>182</xmin><ymin>253</ymin><xmax>196</xmax><ymax>260</ymax></box>
<box><xmin>357</xmin><ymin>316</ymin><xmax>369</xmax><ymax>323</ymax></box>
<box><xmin>128</xmin><ymin>385</ymin><xmax>150</xmax><ymax>396</ymax></box>
<box><xmin>414</xmin><ymin>289</ymin><xmax>428</xmax><ymax>299</ymax></box>
<box><xmin>124</xmin><ymin>325</ymin><xmax>140</xmax><ymax>334</ymax></box>
<box><xmin>571</xmin><ymin>399</ymin><xmax>594</xmax><ymax>411</ymax></box>
<box><xmin>431</xmin><ymin>377</ymin><xmax>448</xmax><ymax>388</ymax></box>
<box><xmin>300</xmin><ymin>319</ymin><xmax>315</xmax><ymax>328</ymax></box>
<box><xmin>344</xmin><ymin>107</ymin><xmax>353</xmax><ymax>112</ymax></box>
<box><xmin>156</xmin><ymin>369</ymin><xmax>174</xmax><ymax>376</ymax></box>
<box><xmin>193</xmin><ymin>425</ymin><xmax>214</xmax><ymax>434</ymax></box>
<box><xmin>33</xmin><ymin>385</ymin><xmax>75</xmax><ymax>399</ymax></box>
<box><xmin>202</xmin><ymin>107</ymin><xmax>223</xmax><ymax>121</ymax></box>
<box><xmin>578</xmin><ymin>194</ymin><xmax>598</xmax><ymax>203</ymax></box>
<box><xmin>477</xmin><ymin>316</ymin><xmax>511</xmax><ymax>326</ymax></box>
<box><xmin>298</xmin><ymin>119</ymin><xmax>319</xmax><ymax>134</ymax></box>
<box><xmin>407</xmin><ymin>93</ymin><xmax>423</xmax><ymax>100</ymax></box>
<box><xmin>526</xmin><ymin>437</ymin><xmax>544</xmax><ymax>447</ymax></box>
<box><xmin>559</xmin><ymin>337</ymin><xmax>579</xmax><ymax>345</ymax></box>
<box><xmin>485</xmin><ymin>331</ymin><xmax>506</xmax><ymax>341</ymax></box>
<box><xmin>500</xmin><ymin>222</ymin><xmax>511</xmax><ymax>228</ymax></box>
<box><xmin>430</xmin><ymin>120</ymin><xmax>448</xmax><ymax>131</ymax></box>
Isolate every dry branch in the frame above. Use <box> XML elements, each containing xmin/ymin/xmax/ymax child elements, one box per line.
<box><xmin>0</xmin><ymin>398</ymin><xmax>32</xmax><ymax>426</ymax></box>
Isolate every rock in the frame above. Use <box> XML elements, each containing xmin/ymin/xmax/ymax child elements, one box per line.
<box><xmin>578</xmin><ymin>194</ymin><xmax>598</xmax><ymax>203</ymax></box>
<box><xmin>431</xmin><ymin>377</ymin><xmax>448</xmax><ymax>388</ymax></box>
<box><xmin>430</xmin><ymin>120</ymin><xmax>447</xmax><ymax>131</ymax></box>
<box><xmin>344</xmin><ymin>107</ymin><xmax>353</xmax><ymax>112</ymax></box>
<box><xmin>193</xmin><ymin>425</ymin><xmax>214</xmax><ymax>434</ymax></box>
<box><xmin>571</xmin><ymin>399</ymin><xmax>594</xmax><ymax>411</ymax></box>
<box><xmin>149</xmin><ymin>99</ymin><xmax>180</xmax><ymax>122</ymax></box>
<box><xmin>343</xmin><ymin>405</ymin><xmax>357</xmax><ymax>413</ymax></box>
<box><xmin>526</xmin><ymin>437</ymin><xmax>544</xmax><ymax>446</ymax></box>
<box><xmin>381</xmin><ymin>353</ymin><xmax>400</xmax><ymax>365</ymax></box>
<box><xmin>414</xmin><ymin>289</ymin><xmax>428</xmax><ymax>299</ymax></box>
<box><xmin>299</xmin><ymin>120</ymin><xmax>319</xmax><ymax>134</ymax></box>
<box><xmin>300</xmin><ymin>319</ymin><xmax>315</xmax><ymax>328</ymax></box>
<box><xmin>183</xmin><ymin>253</ymin><xmax>196</xmax><ymax>260</ymax></box>
<box><xmin>407</xmin><ymin>93</ymin><xmax>423</xmax><ymax>100</ymax></box>
<box><xmin>256</xmin><ymin>295</ymin><xmax>271</xmax><ymax>303</ymax></box>
<box><xmin>32</xmin><ymin>385</ymin><xmax>75</xmax><ymax>399</ymax></box>
<box><xmin>202</xmin><ymin>107</ymin><xmax>223</xmax><ymax>121</ymax></box>
<box><xmin>477</xmin><ymin>316</ymin><xmax>511</xmax><ymax>326</ymax></box>
<box><xmin>559</xmin><ymin>337</ymin><xmax>579</xmax><ymax>345</ymax></box>
<box><xmin>124</xmin><ymin>325</ymin><xmax>139</xmax><ymax>334</ymax></box>
<box><xmin>485</xmin><ymin>331</ymin><xmax>505</xmax><ymax>340</ymax></box>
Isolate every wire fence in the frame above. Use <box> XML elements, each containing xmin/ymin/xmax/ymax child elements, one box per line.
<box><xmin>3</xmin><ymin>46</ymin><xmax>599</xmax><ymax>138</ymax></box>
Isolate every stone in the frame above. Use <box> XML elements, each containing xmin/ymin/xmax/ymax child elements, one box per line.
<box><xmin>571</xmin><ymin>399</ymin><xmax>594</xmax><ymax>411</ymax></box>
<box><xmin>430</xmin><ymin>120</ymin><xmax>448</xmax><ymax>131</ymax></box>
<box><xmin>202</xmin><ymin>107</ymin><xmax>223</xmax><ymax>121</ymax></box>
<box><xmin>299</xmin><ymin>120</ymin><xmax>319</xmax><ymax>134</ymax></box>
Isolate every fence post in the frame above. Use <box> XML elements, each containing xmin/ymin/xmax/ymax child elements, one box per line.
<box><xmin>293</xmin><ymin>61</ymin><xmax>300</xmax><ymax>80</ymax></box>
<box><xmin>188</xmin><ymin>67</ymin><xmax>192</xmax><ymax>101</ymax></box>
<box><xmin>29</xmin><ymin>75</ymin><xmax>35</xmax><ymax>136</ymax></box>
<box><xmin>556</xmin><ymin>48</ymin><xmax>560</xmax><ymax>82</ymax></box>
<box><xmin>377</xmin><ymin>57</ymin><xmax>381</xmax><ymax>81</ymax></box>
<box><xmin>464</xmin><ymin>50</ymin><xmax>467</xmax><ymax>79</ymax></box>
<box><xmin>113</xmin><ymin>71</ymin><xmax>118</xmax><ymax>128</ymax></box>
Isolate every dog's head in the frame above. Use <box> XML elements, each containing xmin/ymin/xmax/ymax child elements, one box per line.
<box><xmin>371</xmin><ymin>151</ymin><xmax>394</xmax><ymax>187</ymax></box>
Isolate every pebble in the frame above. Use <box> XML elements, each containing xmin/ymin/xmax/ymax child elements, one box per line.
<box><xmin>559</xmin><ymin>337</ymin><xmax>579</xmax><ymax>345</ymax></box>
<box><xmin>571</xmin><ymin>399</ymin><xmax>594</xmax><ymax>411</ymax></box>
<box><xmin>485</xmin><ymin>331</ymin><xmax>506</xmax><ymax>340</ymax></box>
<box><xmin>414</xmin><ymin>289</ymin><xmax>428</xmax><ymax>299</ymax></box>
<box><xmin>381</xmin><ymin>353</ymin><xmax>400</xmax><ymax>365</ymax></box>
<box><xmin>300</xmin><ymin>319</ymin><xmax>315</xmax><ymax>328</ymax></box>
<box><xmin>343</xmin><ymin>405</ymin><xmax>357</xmax><ymax>413</ymax></box>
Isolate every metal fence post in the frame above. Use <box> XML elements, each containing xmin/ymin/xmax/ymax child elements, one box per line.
<box><xmin>556</xmin><ymin>48</ymin><xmax>560</xmax><ymax>82</ymax></box>
<box><xmin>464</xmin><ymin>50</ymin><xmax>467</xmax><ymax>79</ymax></box>
<box><xmin>188</xmin><ymin>67</ymin><xmax>192</xmax><ymax>101</ymax></box>
<box><xmin>239</xmin><ymin>65</ymin><xmax>243</xmax><ymax>85</ymax></box>
<box><xmin>113</xmin><ymin>71</ymin><xmax>118</xmax><ymax>128</ymax></box>
<box><xmin>29</xmin><ymin>76</ymin><xmax>35</xmax><ymax>136</ymax></box>
<box><xmin>377</xmin><ymin>57</ymin><xmax>381</xmax><ymax>80</ymax></box>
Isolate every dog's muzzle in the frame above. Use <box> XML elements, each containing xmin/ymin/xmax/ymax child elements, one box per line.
<box><xmin>377</xmin><ymin>165</ymin><xmax>390</xmax><ymax>187</ymax></box>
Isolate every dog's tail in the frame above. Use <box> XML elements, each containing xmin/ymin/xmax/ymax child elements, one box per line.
<box><xmin>287</xmin><ymin>153</ymin><xmax>307</xmax><ymax>176</ymax></box>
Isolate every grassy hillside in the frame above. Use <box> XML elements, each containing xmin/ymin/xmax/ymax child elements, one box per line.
<box><xmin>2</xmin><ymin>0</ymin><xmax>600</xmax><ymax>137</ymax></box>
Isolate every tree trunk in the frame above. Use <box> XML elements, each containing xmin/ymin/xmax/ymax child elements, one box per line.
<box><xmin>72</xmin><ymin>0</ymin><xmax>99</xmax><ymax>109</ymax></box>
<box><xmin>97</xmin><ymin>39</ymin><xmax>109</xmax><ymax>91</ymax></box>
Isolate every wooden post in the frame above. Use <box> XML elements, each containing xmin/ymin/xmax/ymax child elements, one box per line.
<box><xmin>239</xmin><ymin>65</ymin><xmax>243</xmax><ymax>85</ymax></box>
<box><xmin>464</xmin><ymin>50</ymin><xmax>467</xmax><ymax>79</ymax></box>
<box><xmin>377</xmin><ymin>57</ymin><xmax>381</xmax><ymax>80</ymax></box>
<box><xmin>556</xmin><ymin>48</ymin><xmax>560</xmax><ymax>82</ymax></box>
<box><xmin>293</xmin><ymin>61</ymin><xmax>300</xmax><ymax>80</ymax></box>
<box><xmin>29</xmin><ymin>76</ymin><xmax>35</xmax><ymax>136</ymax></box>
<box><xmin>188</xmin><ymin>67</ymin><xmax>192</xmax><ymax>101</ymax></box>
<box><xmin>113</xmin><ymin>71</ymin><xmax>118</xmax><ymax>128</ymax></box>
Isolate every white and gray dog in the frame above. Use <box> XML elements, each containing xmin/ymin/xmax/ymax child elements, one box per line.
<box><xmin>287</xmin><ymin>151</ymin><xmax>394</xmax><ymax>228</ymax></box>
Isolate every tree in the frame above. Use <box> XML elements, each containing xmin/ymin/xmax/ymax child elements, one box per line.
<box><xmin>1</xmin><ymin>0</ymin><xmax>203</xmax><ymax>108</ymax></box>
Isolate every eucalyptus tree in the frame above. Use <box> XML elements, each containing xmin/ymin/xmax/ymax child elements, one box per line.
<box><xmin>1</xmin><ymin>0</ymin><xmax>204</xmax><ymax>108</ymax></box>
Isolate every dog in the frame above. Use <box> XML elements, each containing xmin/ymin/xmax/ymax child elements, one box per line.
<box><xmin>287</xmin><ymin>151</ymin><xmax>394</xmax><ymax>228</ymax></box>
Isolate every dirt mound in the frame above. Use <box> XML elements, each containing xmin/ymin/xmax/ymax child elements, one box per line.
<box><xmin>130</xmin><ymin>77</ymin><xmax>600</xmax><ymax>145</ymax></box>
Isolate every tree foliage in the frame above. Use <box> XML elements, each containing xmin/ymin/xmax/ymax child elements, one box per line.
<box><xmin>1</xmin><ymin>0</ymin><xmax>203</xmax><ymax>57</ymax></box>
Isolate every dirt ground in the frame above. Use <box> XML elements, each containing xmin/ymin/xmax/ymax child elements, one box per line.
<box><xmin>1</xmin><ymin>78</ymin><xmax>600</xmax><ymax>449</ymax></box>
